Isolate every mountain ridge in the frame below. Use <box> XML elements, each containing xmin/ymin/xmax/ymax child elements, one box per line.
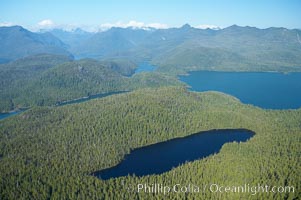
<box><xmin>0</xmin><ymin>26</ymin><xmax>72</xmax><ymax>63</ymax></box>
<box><xmin>1</xmin><ymin>24</ymin><xmax>301</xmax><ymax>69</ymax></box>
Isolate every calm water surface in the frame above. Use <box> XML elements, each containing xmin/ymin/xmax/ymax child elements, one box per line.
<box><xmin>134</xmin><ymin>62</ymin><xmax>157</xmax><ymax>73</ymax></box>
<box><xmin>179</xmin><ymin>71</ymin><xmax>301</xmax><ymax>109</ymax></box>
<box><xmin>0</xmin><ymin>62</ymin><xmax>156</xmax><ymax>120</ymax></box>
<box><xmin>0</xmin><ymin>92</ymin><xmax>127</xmax><ymax>120</ymax></box>
<box><xmin>94</xmin><ymin>129</ymin><xmax>254</xmax><ymax>180</ymax></box>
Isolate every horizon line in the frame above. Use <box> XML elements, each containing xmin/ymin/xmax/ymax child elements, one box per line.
<box><xmin>1</xmin><ymin>23</ymin><xmax>300</xmax><ymax>33</ymax></box>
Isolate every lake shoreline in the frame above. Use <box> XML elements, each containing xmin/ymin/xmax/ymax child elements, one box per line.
<box><xmin>93</xmin><ymin>128</ymin><xmax>255</xmax><ymax>180</ymax></box>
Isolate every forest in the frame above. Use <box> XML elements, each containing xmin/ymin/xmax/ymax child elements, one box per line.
<box><xmin>0</xmin><ymin>55</ymin><xmax>180</xmax><ymax>112</ymax></box>
<box><xmin>0</xmin><ymin>87</ymin><xmax>300</xmax><ymax>199</ymax></box>
<box><xmin>1</xmin><ymin>16</ymin><xmax>301</xmax><ymax>200</ymax></box>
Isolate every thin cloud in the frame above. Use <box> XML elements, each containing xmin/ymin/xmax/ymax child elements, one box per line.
<box><xmin>0</xmin><ymin>22</ymin><xmax>15</xmax><ymax>27</ymax></box>
<box><xmin>36</xmin><ymin>20</ymin><xmax>80</xmax><ymax>31</ymax></box>
<box><xmin>38</xmin><ymin>19</ymin><xmax>55</xmax><ymax>28</ymax></box>
<box><xmin>16</xmin><ymin>20</ymin><xmax>169</xmax><ymax>32</ymax></box>
<box><xmin>100</xmin><ymin>20</ymin><xmax>168</xmax><ymax>30</ymax></box>
<box><xmin>148</xmin><ymin>23</ymin><xmax>169</xmax><ymax>29</ymax></box>
<box><xmin>195</xmin><ymin>24</ymin><xmax>221</xmax><ymax>30</ymax></box>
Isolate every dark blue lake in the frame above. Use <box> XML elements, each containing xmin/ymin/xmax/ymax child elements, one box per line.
<box><xmin>94</xmin><ymin>129</ymin><xmax>254</xmax><ymax>180</ymax></box>
<box><xmin>179</xmin><ymin>71</ymin><xmax>301</xmax><ymax>109</ymax></box>
<box><xmin>134</xmin><ymin>62</ymin><xmax>157</xmax><ymax>73</ymax></box>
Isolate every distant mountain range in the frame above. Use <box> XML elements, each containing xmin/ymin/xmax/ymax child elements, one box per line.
<box><xmin>42</xmin><ymin>28</ymin><xmax>93</xmax><ymax>51</ymax></box>
<box><xmin>1</xmin><ymin>24</ymin><xmax>301</xmax><ymax>72</ymax></box>
<box><xmin>1</xmin><ymin>24</ymin><xmax>301</xmax><ymax>111</ymax></box>
<box><xmin>0</xmin><ymin>26</ymin><xmax>72</xmax><ymax>63</ymax></box>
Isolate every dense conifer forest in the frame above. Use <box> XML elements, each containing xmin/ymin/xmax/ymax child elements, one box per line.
<box><xmin>1</xmin><ymin>16</ymin><xmax>301</xmax><ymax>200</ymax></box>
<box><xmin>0</xmin><ymin>55</ymin><xmax>180</xmax><ymax>112</ymax></box>
<box><xmin>0</xmin><ymin>87</ymin><xmax>300</xmax><ymax>199</ymax></box>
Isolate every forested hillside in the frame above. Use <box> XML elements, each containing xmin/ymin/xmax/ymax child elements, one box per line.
<box><xmin>0</xmin><ymin>54</ymin><xmax>73</xmax><ymax>111</ymax></box>
<box><xmin>71</xmin><ymin>27</ymin><xmax>152</xmax><ymax>59</ymax></box>
<box><xmin>0</xmin><ymin>56</ymin><xmax>180</xmax><ymax>112</ymax></box>
<box><xmin>2</xmin><ymin>24</ymin><xmax>301</xmax><ymax>112</ymax></box>
<box><xmin>99</xmin><ymin>58</ymin><xmax>137</xmax><ymax>76</ymax></box>
<box><xmin>1</xmin><ymin>1</ymin><xmax>300</xmax><ymax>200</ymax></box>
<box><xmin>64</xmin><ymin>24</ymin><xmax>301</xmax><ymax>72</ymax></box>
<box><xmin>0</xmin><ymin>87</ymin><xmax>300</xmax><ymax>199</ymax></box>
<box><xmin>151</xmin><ymin>25</ymin><xmax>301</xmax><ymax>73</ymax></box>
<box><xmin>1</xmin><ymin>25</ymin><xmax>300</xmax><ymax>71</ymax></box>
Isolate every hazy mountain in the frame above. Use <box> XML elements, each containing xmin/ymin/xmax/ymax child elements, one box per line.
<box><xmin>71</xmin><ymin>27</ymin><xmax>152</xmax><ymax>59</ymax></box>
<box><xmin>0</xmin><ymin>26</ymin><xmax>72</xmax><ymax>63</ymax></box>
<box><xmin>134</xmin><ymin>24</ymin><xmax>217</xmax><ymax>58</ymax></box>
<box><xmin>68</xmin><ymin>24</ymin><xmax>301</xmax><ymax>71</ymax></box>
<box><xmin>151</xmin><ymin>24</ymin><xmax>301</xmax><ymax>70</ymax></box>
<box><xmin>1</xmin><ymin>24</ymin><xmax>301</xmax><ymax>70</ymax></box>
<box><xmin>70</xmin><ymin>24</ymin><xmax>214</xmax><ymax>60</ymax></box>
<box><xmin>46</xmin><ymin>28</ymin><xmax>93</xmax><ymax>49</ymax></box>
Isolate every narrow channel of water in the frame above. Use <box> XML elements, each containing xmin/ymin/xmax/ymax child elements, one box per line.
<box><xmin>0</xmin><ymin>91</ymin><xmax>128</xmax><ymax>120</ymax></box>
<box><xmin>0</xmin><ymin>62</ymin><xmax>157</xmax><ymax>120</ymax></box>
<box><xmin>55</xmin><ymin>91</ymin><xmax>127</xmax><ymax>106</ymax></box>
<box><xmin>0</xmin><ymin>110</ymin><xmax>24</xmax><ymax>120</ymax></box>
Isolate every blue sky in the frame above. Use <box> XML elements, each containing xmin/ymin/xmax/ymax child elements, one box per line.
<box><xmin>0</xmin><ymin>0</ymin><xmax>300</xmax><ymax>31</ymax></box>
